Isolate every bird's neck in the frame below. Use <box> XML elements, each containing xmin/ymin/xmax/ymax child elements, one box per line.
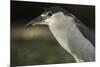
<box><xmin>48</xmin><ymin>15</ymin><xmax>79</xmax><ymax>53</ymax></box>
<box><xmin>48</xmin><ymin>13</ymin><xmax>94</xmax><ymax>62</ymax></box>
<box><xmin>48</xmin><ymin>14</ymin><xmax>94</xmax><ymax>53</ymax></box>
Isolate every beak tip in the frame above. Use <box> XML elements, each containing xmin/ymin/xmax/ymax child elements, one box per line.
<box><xmin>25</xmin><ymin>16</ymin><xmax>42</xmax><ymax>28</ymax></box>
<box><xmin>24</xmin><ymin>24</ymin><xmax>32</xmax><ymax>28</ymax></box>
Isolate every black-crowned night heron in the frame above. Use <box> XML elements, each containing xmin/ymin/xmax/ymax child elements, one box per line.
<box><xmin>25</xmin><ymin>7</ymin><xmax>95</xmax><ymax>62</ymax></box>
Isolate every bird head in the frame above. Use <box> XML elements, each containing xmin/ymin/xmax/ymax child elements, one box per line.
<box><xmin>25</xmin><ymin>6</ymin><xmax>74</xmax><ymax>28</ymax></box>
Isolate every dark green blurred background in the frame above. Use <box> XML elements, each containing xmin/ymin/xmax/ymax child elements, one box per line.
<box><xmin>11</xmin><ymin>1</ymin><xmax>95</xmax><ymax>66</ymax></box>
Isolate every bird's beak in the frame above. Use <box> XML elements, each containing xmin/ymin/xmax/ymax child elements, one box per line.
<box><xmin>25</xmin><ymin>16</ymin><xmax>44</xmax><ymax>28</ymax></box>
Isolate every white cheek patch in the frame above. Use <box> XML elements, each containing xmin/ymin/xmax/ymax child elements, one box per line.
<box><xmin>41</xmin><ymin>14</ymin><xmax>46</xmax><ymax>17</ymax></box>
<box><xmin>41</xmin><ymin>12</ymin><xmax>49</xmax><ymax>17</ymax></box>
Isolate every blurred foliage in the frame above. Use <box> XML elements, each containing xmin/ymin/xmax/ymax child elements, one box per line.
<box><xmin>11</xmin><ymin>26</ymin><xmax>75</xmax><ymax>66</ymax></box>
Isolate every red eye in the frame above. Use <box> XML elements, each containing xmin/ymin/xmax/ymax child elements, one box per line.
<box><xmin>48</xmin><ymin>12</ymin><xmax>53</xmax><ymax>16</ymax></box>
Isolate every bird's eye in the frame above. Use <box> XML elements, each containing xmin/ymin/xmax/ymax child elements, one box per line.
<box><xmin>47</xmin><ymin>12</ymin><xmax>53</xmax><ymax>16</ymax></box>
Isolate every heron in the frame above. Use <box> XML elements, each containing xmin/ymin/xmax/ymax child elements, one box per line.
<box><xmin>25</xmin><ymin>7</ymin><xmax>95</xmax><ymax>63</ymax></box>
